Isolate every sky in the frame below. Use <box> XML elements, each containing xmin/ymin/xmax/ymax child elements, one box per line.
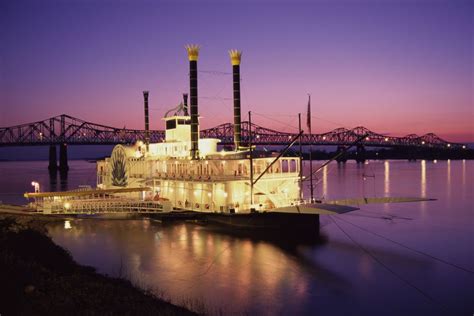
<box><xmin>1</xmin><ymin>0</ymin><xmax>473</xmax><ymax>142</ymax></box>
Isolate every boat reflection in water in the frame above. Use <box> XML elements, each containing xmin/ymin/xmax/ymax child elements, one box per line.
<box><xmin>48</xmin><ymin>215</ymin><xmax>438</xmax><ymax>315</ymax></box>
<box><xmin>48</xmin><ymin>218</ymin><xmax>348</xmax><ymax>314</ymax></box>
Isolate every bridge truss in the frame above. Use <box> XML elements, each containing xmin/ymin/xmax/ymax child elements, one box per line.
<box><xmin>0</xmin><ymin>114</ymin><xmax>464</xmax><ymax>149</ymax></box>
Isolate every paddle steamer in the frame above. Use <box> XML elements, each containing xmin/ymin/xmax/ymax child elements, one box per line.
<box><xmin>95</xmin><ymin>45</ymin><xmax>327</xmax><ymax>231</ymax></box>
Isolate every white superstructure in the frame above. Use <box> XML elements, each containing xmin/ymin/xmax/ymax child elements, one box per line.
<box><xmin>96</xmin><ymin>114</ymin><xmax>301</xmax><ymax>213</ymax></box>
<box><xmin>97</xmin><ymin>45</ymin><xmax>301</xmax><ymax>213</ymax></box>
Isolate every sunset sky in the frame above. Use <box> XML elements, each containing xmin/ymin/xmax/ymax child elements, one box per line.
<box><xmin>1</xmin><ymin>0</ymin><xmax>473</xmax><ymax>142</ymax></box>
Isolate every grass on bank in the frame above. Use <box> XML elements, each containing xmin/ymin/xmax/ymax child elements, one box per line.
<box><xmin>0</xmin><ymin>214</ymin><xmax>196</xmax><ymax>315</ymax></box>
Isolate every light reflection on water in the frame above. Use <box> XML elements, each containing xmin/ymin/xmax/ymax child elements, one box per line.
<box><xmin>384</xmin><ymin>160</ymin><xmax>390</xmax><ymax>195</ymax></box>
<box><xmin>421</xmin><ymin>160</ymin><xmax>427</xmax><ymax>198</ymax></box>
<box><xmin>1</xmin><ymin>160</ymin><xmax>473</xmax><ymax>314</ymax></box>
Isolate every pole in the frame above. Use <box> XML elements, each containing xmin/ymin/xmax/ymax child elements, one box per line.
<box><xmin>298</xmin><ymin>113</ymin><xmax>303</xmax><ymax>201</ymax></box>
<box><xmin>248</xmin><ymin>111</ymin><xmax>254</xmax><ymax>207</ymax></box>
<box><xmin>308</xmin><ymin>94</ymin><xmax>314</xmax><ymax>202</ymax></box>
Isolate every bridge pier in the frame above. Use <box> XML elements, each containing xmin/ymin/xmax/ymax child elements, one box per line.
<box><xmin>355</xmin><ymin>144</ymin><xmax>366</xmax><ymax>163</ymax></box>
<box><xmin>59</xmin><ymin>143</ymin><xmax>69</xmax><ymax>171</ymax></box>
<box><xmin>48</xmin><ymin>144</ymin><xmax>57</xmax><ymax>171</ymax></box>
<box><xmin>336</xmin><ymin>146</ymin><xmax>347</xmax><ymax>163</ymax></box>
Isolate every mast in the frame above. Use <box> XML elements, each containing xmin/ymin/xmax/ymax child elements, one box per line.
<box><xmin>298</xmin><ymin>113</ymin><xmax>303</xmax><ymax>201</ymax></box>
<box><xmin>308</xmin><ymin>94</ymin><xmax>314</xmax><ymax>202</ymax></box>
<box><xmin>248</xmin><ymin>111</ymin><xmax>254</xmax><ymax>207</ymax></box>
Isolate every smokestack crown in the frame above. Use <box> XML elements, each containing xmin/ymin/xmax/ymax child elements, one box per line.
<box><xmin>229</xmin><ymin>50</ymin><xmax>242</xmax><ymax>66</ymax></box>
<box><xmin>185</xmin><ymin>44</ymin><xmax>200</xmax><ymax>61</ymax></box>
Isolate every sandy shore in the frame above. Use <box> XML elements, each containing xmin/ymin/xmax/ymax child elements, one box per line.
<box><xmin>0</xmin><ymin>206</ymin><xmax>196</xmax><ymax>315</ymax></box>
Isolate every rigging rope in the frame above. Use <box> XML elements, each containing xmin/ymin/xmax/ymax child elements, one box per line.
<box><xmin>199</xmin><ymin>70</ymin><xmax>231</xmax><ymax>75</ymax></box>
<box><xmin>251</xmin><ymin>112</ymin><xmax>299</xmax><ymax>132</ymax></box>
<box><xmin>311</xmin><ymin>115</ymin><xmax>348</xmax><ymax>129</ymax></box>
<box><xmin>335</xmin><ymin>215</ymin><xmax>474</xmax><ymax>275</ymax></box>
<box><xmin>351</xmin><ymin>209</ymin><xmax>413</xmax><ymax>221</ymax></box>
<box><xmin>329</xmin><ymin>215</ymin><xmax>448</xmax><ymax>312</ymax></box>
<box><xmin>201</xmin><ymin>96</ymin><xmax>233</xmax><ymax>101</ymax></box>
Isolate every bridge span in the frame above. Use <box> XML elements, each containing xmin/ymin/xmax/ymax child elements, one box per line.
<box><xmin>0</xmin><ymin>114</ymin><xmax>465</xmax><ymax>170</ymax></box>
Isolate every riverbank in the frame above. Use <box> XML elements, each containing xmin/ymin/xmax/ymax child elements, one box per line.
<box><xmin>0</xmin><ymin>209</ymin><xmax>195</xmax><ymax>315</ymax></box>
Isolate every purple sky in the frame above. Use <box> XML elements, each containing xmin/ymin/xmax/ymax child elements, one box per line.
<box><xmin>1</xmin><ymin>0</ymin><xmax>473</xmax><ymax>142</ymax></box>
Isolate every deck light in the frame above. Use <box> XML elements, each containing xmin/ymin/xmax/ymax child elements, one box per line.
<box><xmin>31</xmin><ymin>181</ymin><xmax>40</xmax><ymax>193</ymax></box>
<box><xmin>447</xmin><ymin>144</ymin><xmax>451</xmax><ymax>147</ymax></box>
<box><xmin>421</xmin><ymin>141</ymin><xmax>425</xmax><ymax>145</ymax></box>
<box><xmin>384</xmin><ymin>137</ymin><xmax>389</xmax><ymax>141</ymax></box>
<box><xmin>64</xmin><ymin>202</ymin><xmax>71</xmax><ymax>210</ymax></box>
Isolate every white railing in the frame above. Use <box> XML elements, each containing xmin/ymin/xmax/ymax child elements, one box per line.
<box><xmin>38</xmin><ymin>199</ymin><xmax>165</xmax><ymax>214</ymax></box>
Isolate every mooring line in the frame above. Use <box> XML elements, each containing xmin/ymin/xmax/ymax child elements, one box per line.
<box><xmin>356</xmin><ymin>209</ymin><xmax>413</xmax><ymax>220</ymax></box>
<box><xmin>335</xmin><ymin>215</ymin><xmax>474</xmax><ymax>275</ymax></box>
<box><xmin>329</xmin><ymin>215</ymin><xmax>449</xmax><ymax>312</ymax></box>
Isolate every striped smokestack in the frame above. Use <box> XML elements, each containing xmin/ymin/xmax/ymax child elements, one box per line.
<box><xmin>183</xmin><ymin>93</ymin><xmax>189</xmax><ymax>116</ymax></box>
<box><xmin>186</xmin><ymin>44</ymin><xmax>200</xmax><ymax>159</ymax></box>
<box><xmin>143</xmin><ymin>91</ymin><xmax>150</xmax><ymax>151</ymax></box>
<box><xmin>229</xmin><ymin>50</ymin><xmax>242</xmax><ymax>150</ymax></box>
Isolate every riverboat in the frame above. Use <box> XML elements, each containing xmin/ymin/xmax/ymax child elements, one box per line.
<box><xmin>94</xmin><ymin>45</ymin><xmax>356</xmax><ymax>233</ymax></box>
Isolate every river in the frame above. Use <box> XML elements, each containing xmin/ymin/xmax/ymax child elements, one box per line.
<box><xmin>1</xmin><ymin>160</ymin><xmax>472</xmax><ymax>315</ymax></box>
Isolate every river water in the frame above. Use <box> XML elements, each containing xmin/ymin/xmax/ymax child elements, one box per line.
<box><xmin>1</xmin><ymin>160</ymin><xmax>473</xmax><ymax>315</ymax></box>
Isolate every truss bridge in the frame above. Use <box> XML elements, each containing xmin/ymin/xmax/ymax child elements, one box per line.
<box><xmin>0</xmin><ymin>114</ymin><xmax>465</xmax><ymax>170</ymax></box>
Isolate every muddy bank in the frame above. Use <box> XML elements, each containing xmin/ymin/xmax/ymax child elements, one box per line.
<box><xmin>0</xmin><ymin>212</ymin><xmax>195</xmax><ymax>315</ymax></box>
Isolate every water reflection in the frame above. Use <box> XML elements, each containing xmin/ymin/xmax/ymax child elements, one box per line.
<box><xmin>60</xmin><ymin>170</ymin><xmax>68</xmax><ymax>191</ymax></box>
<box><xmin>384</xmin><ymin>161</ymin><xmax>390</xmax><ymax>195</ymax></box>
<box><xmin>322</xmin><ymin>165</ymin><xmax>328</xmax><ymax>198</ymax></box>
<box><xmin>47</xmin><ymin>218</ymin><xmax>445</xmax><ymax>314</ymax></box>
<box><xmin>38</xmin><ymin>160</ymin><xmax>474</xmax><ymax>315</ymax></box>
<box><xmin>48</xmin><ymin>170</ymin><xmax>57</xmax><ymax>192</ymax></box>
<box><xmin>64</xmin><ymin>220</ymin><xmax>72</xmax><ymax>229</ymax></box>
<box><xmin>48</xmin><ymin>220</ymin><xmax>349</xmax><ymax>314</ymax></box>
<box><xmin>420</xmin><ymin>160</ymin><xmax>426</xmax><ymax>198</ymax></box>
<box><xmin>447</xmin><ymin>159</ymin><xmax>451</xmax><ymax>199</ymax></box>
<box><xmin>462</xmin><ymin>159</ymin><xmax>466</xmax><ymax>187</ymax></box>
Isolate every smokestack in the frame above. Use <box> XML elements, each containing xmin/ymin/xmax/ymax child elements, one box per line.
<box><xmin>185</xmin><ymin>44</ymin><xmax>200</xmax><ymax>159</ymax></box>
<box><xmin>229</xmin><ymin>50</ymin><xmax>242</xmax><ymax>150</ymax></box>
<box><xmin>143</xmin><ymin>91</ymin><xmax>150</xmax><ymax>151</ymax></box>
<box><xmin>183</xmin><ymin>93</ymin><xmax>189</xmax><ymax>116</ymax></box>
